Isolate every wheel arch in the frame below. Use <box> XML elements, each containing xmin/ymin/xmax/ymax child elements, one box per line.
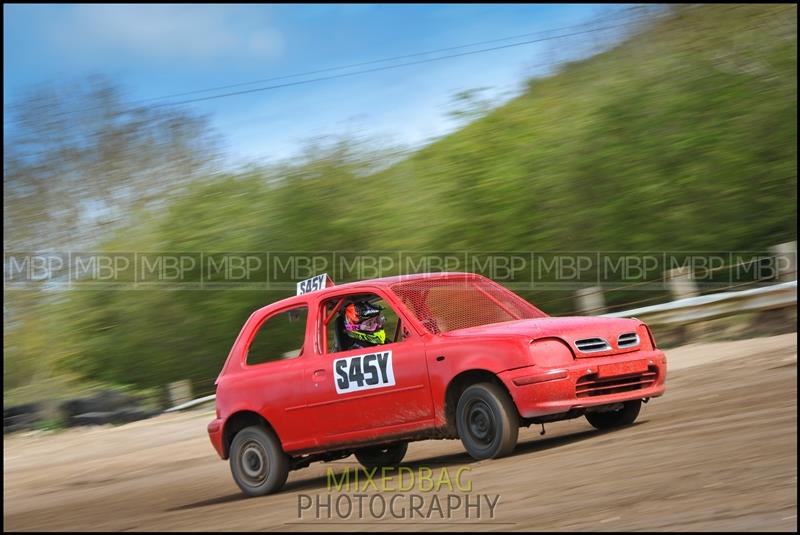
<box><xmin>222</xmin><ymin>410</ymin><xmax>281</xmax><ymax>459</ymax></box>
<box><xmin>443</xmin><ymin>369</ymin><xmax>518</xmax><ymax>437</ymax></box>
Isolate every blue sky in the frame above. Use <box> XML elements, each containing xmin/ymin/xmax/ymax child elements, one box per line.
<box><xmin>4</xmin><ymin>4</ymin><xmax>633</xmax><ymax>165</ymax></box>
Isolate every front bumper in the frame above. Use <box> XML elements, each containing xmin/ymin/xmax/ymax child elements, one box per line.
<box><xmin>498</xmin><ymin>350</ymin><xmax>667</xmax><ymax>418</ymax></box>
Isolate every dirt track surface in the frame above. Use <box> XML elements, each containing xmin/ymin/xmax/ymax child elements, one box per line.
<box><xmin>4</xmin><ymin>333</ymin><xmax>798</xmax><ymax>532</ymax></box>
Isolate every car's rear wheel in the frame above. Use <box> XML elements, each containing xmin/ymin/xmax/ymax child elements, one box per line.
<box><xmin>229</xmin><ymin>425</ymin><xmax>289</xmax><ymax>496</ymax></box>
<box><xmin>585</xmin><ymin>400</ymin><xmax>642</xmax><ymax>430</ymax></box>
<box><xmin>456</xmin><ymin>382</ymin><xmax>519</xmax><ymax>459</ymax></box>
<box><xmin>355</xmin><ymin>441</ymin><xmax>408</xmax><ymax>470</ymax></box>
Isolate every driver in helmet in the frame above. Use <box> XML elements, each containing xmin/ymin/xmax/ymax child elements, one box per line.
<box><xmin>342</xmin><ymin>300</ymin><xmax>387</xmax><ymax>348</ymax></box>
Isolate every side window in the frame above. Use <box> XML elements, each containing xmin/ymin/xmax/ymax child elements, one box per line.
<box><xmin>247</xmin><ymin>306</ymin><xmax>308</xmax><ymax>366</ymax></box>
<box><xmin>321</xmin><ymin>293</ymin><xmax>408</xmax><ymax>355</ymax></box>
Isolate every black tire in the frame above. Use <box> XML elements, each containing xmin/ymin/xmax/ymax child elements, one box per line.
<box><xmin>355</xmin><ymin>442</ymin><xmax>408</xmax><ymax>470</ymax></box>
<box><xmin>229</xmin><ymin>425</ymin><xmax>290</xmax><ymax>497</ymax></box>
<box><xmin>585</xmin><ymin>400</ymin><xmax>642</xmax><ymax>430</ymax></box>
<box><xmin>456</xmin><ymin>382</ymin><xmax>519</xmax><ymax>459</ymax></box>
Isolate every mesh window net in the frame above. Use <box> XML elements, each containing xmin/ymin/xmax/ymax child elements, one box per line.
<box><xmin>391</xmin><ymin>277</ymin><xmax>544</xmax><ymax>334</ymax></box>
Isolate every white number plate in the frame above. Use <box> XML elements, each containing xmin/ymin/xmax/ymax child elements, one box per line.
<box><xmin>334</xmin><ymin>350</ymin><xmax>395</xmax><ymax>394</ymax></box>
<box><xmin>296</xmin><ymin>273</ymin><xmax>328</xmax><ymax>295</ymax></box>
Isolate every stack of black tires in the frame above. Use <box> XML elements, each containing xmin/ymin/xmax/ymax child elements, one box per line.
<box><xmin>3</xmin><ymin>403</ymin><xmax>43</xmax><ymax>434</ymax></box>
<box><xmin>59</xmin><ymin>390</ymin><xmax>158</xmax><ymax>427</ymax></box>
<box><xmin>3</xmin><ymin>390</ymin><xmax>160</xmax><ymax>434</ymax></box>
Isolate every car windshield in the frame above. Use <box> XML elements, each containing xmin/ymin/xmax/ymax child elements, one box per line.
<box><xmin>390</xmin><ymin>277</ymin><xmax>546</xmax><ymax>334</ymax></box>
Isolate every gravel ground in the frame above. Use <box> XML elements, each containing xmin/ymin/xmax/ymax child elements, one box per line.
<box><xmin>4</xmin><ymin>333</ymin><xmax>797</xmax><ymax>532</ymax></box>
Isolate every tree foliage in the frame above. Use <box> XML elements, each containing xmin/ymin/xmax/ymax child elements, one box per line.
<box><xmin>4</xmin><ymin>5</ymin><xmax>796</xmax><ymax>398</ymax></box>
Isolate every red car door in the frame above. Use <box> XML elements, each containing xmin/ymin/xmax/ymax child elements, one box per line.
<box><xmin>305</xmin><ymin>288</ymin><xmax>435</xmax><ymax>446</ymax></box>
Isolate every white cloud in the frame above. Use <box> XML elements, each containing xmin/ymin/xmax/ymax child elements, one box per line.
<box><xmin>50</xmin><ymin>5</ymin><xmax>283</xmax><ymax>63</ymax></box>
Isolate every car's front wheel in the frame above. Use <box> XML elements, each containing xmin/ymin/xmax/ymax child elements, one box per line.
<box><xmin>585</xmin><ymin>400</ymin><xmax>642</xmax><ymax>430</ymax></box>
<box><xmin>355</xmin><ymin>441</ymin><xmax>408</xmax><ymax>470</ymax></box>
<box><xmin>456</xmin><ymin>382</ymin><xmax>519</xmax><ymax>459</ymax></box>
<box><xmin>229</xmin><ymin>425</ymin><xmax>290</xmax><ymax>497</ymax></box>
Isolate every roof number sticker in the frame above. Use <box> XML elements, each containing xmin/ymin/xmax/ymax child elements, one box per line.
<box><xmin>334</xmin><ymin>350</ymin><xmax>395</xmax><ymax>394</ymax></box>
<box><xmin>297</xmin><ymin>273</ymin><xmax>328</xmax><ymax>296</ymax></box>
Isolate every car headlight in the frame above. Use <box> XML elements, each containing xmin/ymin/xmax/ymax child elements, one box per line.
<box><xmin>637</xmin><ymin>322</ymin><xmax>657</xmax><ymax>350</ymax></box>
<box><xmin>529</xmin><ymin>338</ymin><xmax>575</xmax><ymax>367</ymax></box>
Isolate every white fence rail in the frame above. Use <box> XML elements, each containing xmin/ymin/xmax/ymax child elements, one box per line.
<box><xmin>163</xmin><ymin>394</ymin><xmax>216</xmax><ymax>413</ymax></box>
<box><xmin>165</xmin><ymin>280</ymin><xmax>797</xmax><ymax>412</ymax></box>
<box><xmin>604</xmin><ymin>280</ymin><xmax>797</xmax><ymax>325</ymax></box>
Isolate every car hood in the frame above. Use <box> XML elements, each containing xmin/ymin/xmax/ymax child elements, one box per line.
<box><xmin>440</xmin><ymin>316</ymin><xmax>645</xmax><ymax>356</ymax></box>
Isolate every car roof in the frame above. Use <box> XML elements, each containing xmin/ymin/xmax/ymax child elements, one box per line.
<box><xmin>327</xmin><ymin>271</ymin><xmax>486</xmax><ymax>290</ymax></box>
<box><xmin>260</xmin><ymin>272</ymin><xmax>487</xmax><ymax>311</ymax></box>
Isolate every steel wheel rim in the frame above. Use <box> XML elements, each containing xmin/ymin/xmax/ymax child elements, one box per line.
<box><xmin>466</xmin><ymin>400</ymin><xmax>496</xmax><ymax>446</ymax></box>
<box><xmin>239</xmin><ymin>440</ymin><xmax>269</xmax><ymax>485</ymax></box>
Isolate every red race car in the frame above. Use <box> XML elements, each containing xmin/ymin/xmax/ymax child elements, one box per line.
<box><xmin>208</xmin><ymin>272</ymin><xmax>667</xmax><ymax>496</ymax></box>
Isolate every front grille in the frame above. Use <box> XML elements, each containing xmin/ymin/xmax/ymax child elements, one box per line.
<box><xmin>575</xmin><ymin>337</ymin><xmax>611</xmax><ymax>353</ymax></box>
<box><xmin>617</xmin><ymin>332</ymin><xmax>640</xmax><ymax>349</ymax></box>
<box><xmin>575</xmin><ymin>366</ymin><xmax>659</xmax><ymax>398</ymax></box>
